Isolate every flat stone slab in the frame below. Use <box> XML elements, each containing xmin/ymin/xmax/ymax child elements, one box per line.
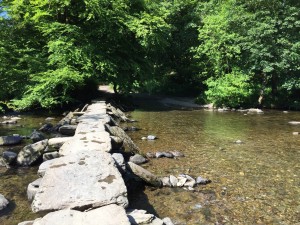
<box><xmin>30</xmin><ymin>205</ymin><xmax>130</xmax><ymax>225</ymax></box>
<box><xmin>75</xmin><ymin>122</ymin><xmax>106</xmax><ymax>135</ymax></box>
<box><xmin>32</xmin><ymin>151</ymin><xmax>128</xmax><ymax>213</ymax></box>
<box><xmin>59</xmin><ymin>132</ymin><xmax>111</xmax><ymax>156</ymax></box>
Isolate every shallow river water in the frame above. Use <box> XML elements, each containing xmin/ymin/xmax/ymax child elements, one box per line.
<box><xmin>127</xmin><ymin>106</ymin><xmax>300</xmax><ymax>225</ymax></box>
<box><xmin>0</xmin><ymin>106</ymin><xmax>299</xmax><ymax>225</ymax></box>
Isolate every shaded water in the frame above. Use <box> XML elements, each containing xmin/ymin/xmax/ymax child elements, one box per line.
<box><xmin>0</xmin><ymin>114</ymin><xmax>60</xmax><ymax>225</ymax></box>
<box><xmin>127</xmin><ymin>108</ymin><xmax>300</xmax><ymax>225</ymax></box>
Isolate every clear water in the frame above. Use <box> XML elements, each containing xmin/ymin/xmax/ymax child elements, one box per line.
<box><xmin>127</xmin><ymin>108</ymin><xmax>300</xmax><ymax>225</ymax></box>
<box><xmin>0</xmin><ymin>114</ymin><xmax>60</xmax><ymax>225</ymax></box>
<box><xmin>0</xmin><ymin>108</ymin><xmax>299</xmax><ymax>225</ymax></box>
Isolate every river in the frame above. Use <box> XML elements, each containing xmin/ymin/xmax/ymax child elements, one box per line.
<box><xmin>0</xmin><ymin>106</ymin><xmax>299</xmax><ymax>225</ymax></box>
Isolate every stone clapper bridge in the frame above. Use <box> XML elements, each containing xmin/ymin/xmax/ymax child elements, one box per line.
<box><xmin>21</xmin><ymin>101</ymin><xmax>168</xmax><ymax>225</ymax></box>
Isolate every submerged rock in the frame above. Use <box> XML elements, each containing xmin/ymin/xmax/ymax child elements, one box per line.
<box><xmin>169</xmin><ymin>175</ymin><xmax>178</xmax><ymax>187</ymax></box>
<box><xmin>170</xmin><ymin>151</ymin><xmax>184</xmax><ymax>157</ymax></box>
<box><xmin>0</xmin><ymin>194</ymin><xmax>9</xmax><ymax>210</ymax></box>
<box><xmin>146</xmin><ymin>152</ymin><xmax>155</xmax><ymax>158</ymax></box>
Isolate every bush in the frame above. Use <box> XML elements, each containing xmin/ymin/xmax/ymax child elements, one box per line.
<box><xmin>205</xmin><ymin>70</ymin><xmax>255</xmax><ymax>108</ymax></box>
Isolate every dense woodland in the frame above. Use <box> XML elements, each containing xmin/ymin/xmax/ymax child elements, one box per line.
<box><xmin>0</xmin><ymin>0</ymin><xmax>299</xmax><ymax>111</ymax></box>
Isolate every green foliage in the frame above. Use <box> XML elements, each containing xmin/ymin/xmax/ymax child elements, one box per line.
<box><xmin>205</xmin><ymin>70</ymin><xmax>255</xmax><ymax>108</ymax></box>
<box><xmin>0</xmin><ymin>0</ymin><xmax>299</xmax><ymax>110</ymax></box>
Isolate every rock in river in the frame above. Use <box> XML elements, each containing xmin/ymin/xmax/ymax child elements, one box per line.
<box><xmin>0</xmin><ymin>135</ymin><xmax>22</xmax><ymax>146</ymax></box>
<box><xmin>17</xmin><ymin>140</ymin><xmax>48</xmax><ymax>166</ymax></box>
<box><xmin>27</xmin><ymin>205</ymin><xmax>130</xmax><ymax>225</ymax></box>
<box><xmin>2</xmin><ymin>151</ymin><xmax>17</xmax><ymax>165</ymax></box>
<box><xmin>127</xmin><ymin>162</ymin><xmax>162</xmax><ymax>187</ymax></box>
<box><xmin>0</xmin><ymin>194</ymin><xmax>9</xmax><ymax>210</ymax></box>
<box><xmin>129</xmin><ymin>154</ymin><xmax>148</xmax><ymax>165</ymax></box>
<box><xmin>32</xmin><ymin>151</ymin><xmax>128</xmax><ymax>213</ymax></box>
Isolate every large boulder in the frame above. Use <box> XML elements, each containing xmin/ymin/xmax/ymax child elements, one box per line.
<box><xmin>127</xmin><ymin>162</ymin><xmax>162</xmax><ymax>187</ymax></box>
<box><xmin>0</xmin><ymin>135</ymin><xmax>22</xmax><ymax>146</ymax></box>
<box><xmin>17</xmin><ymin>140</ymin><xmax>48</xmax><ymax>166</ymax></box>
<box><xmin>28</xmin><ymin>205</ymin><xmax>130</xmax><ymax>225</ymax></box>
<box><xmin>32</xmin><ymin>151</ymin><xmax>128</xmax><ymax>213</ymax></box>
<box><xmin>0</xmin><ymin>194</ymin><xmax>9</xmax><ymax>210</ymax></box>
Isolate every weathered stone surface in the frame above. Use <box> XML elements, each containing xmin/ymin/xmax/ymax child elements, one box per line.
<box><xmin>127</xmin><ymin>162</ymin><xmax>162</xmax><ymax>187</ymax></box>
<box><xmin>247</xmin><ymin>108</ymin><xmax>264</xmax><ymax>114</ymax></box>
<box><xmin>38</xmin><ymin>160</ymin><xmax>55</xmax><ymax>177</ymax></box>
<box><xmin>0</xmin><ymin>135</ymin><xmax>22</xmax><ymax>146</ymax></box>
<box><xmin>160</xmin><ymin>177</ymin><xmax>171</xmax><ymax>187</ymax></box>
<box><xmin>27</xmin><ymin>178</ymin><xmax>42</xmax><ymax>202</ymax></box>
<box><xmin>58</xmin><ymin>125</ymin><xmax>77</xmax><ymax>136</ymax></box>
<box><xmin>170</xmin><ymin>151</ymin><xmax>184</xmax><ymax>157</ymax></box>
<box><xmin>147</xmin><ymin>135</ymin><xmax>157</xmax><ymax>140</ymax></box>
<box><xmin>30</xmin><ymin>130</ymin><xmax>45</xmax><ymax>143</ymax></box>
<box><xmin>43</xmin><ymin>152</ymin><xmax>59</xmax><ymax>161</ymax></box>
<box><xmin>0</xmin><ymin>194</ymin><xmax>9</xmax><ymax>210</ymax></box>
<box><xmin>2</xmin><ymin>151</ymin><xmax>17</xmax><ymax>164</ymax></box>
<box><xmin>105</xmin><ymin>124</ymin><xmax>140</xmax><ymax>153</ymax></box>
<box><xmin>59</xmin><ymin>132</ymin><xmax>111</xmax><ymax>156</ymax></box>
<box><xmin>31</xmin><ymin>205</ymin><xmax>130</xmax><ymax>225</ymax></box>
<box><xmin>48</xmin><ymin>137</ymin><xmax>73</xmax><ymax>149</ymax></box>
<box><xmin>127</xmin><ymin>209</ymin><xmax>164</xmax><ymax>225</ymax></box>
<box><xmin>75</xmin><ymin>122</ymin><xmax>106</xmax><ymax>135</ymax></box>
<box><xmin>32</xmin><ymin>151</ymin><xmax>128</xmax><ymax>213</ymax></box>
<box><xmin>129</xmin><ymin>154</ymin><xmax>148</xmax><ymax>165</ymax></box>
<box><xmin>17</xmin><ymin>140</ymin><xmax>48</xmax><ymax>166</ymax></box>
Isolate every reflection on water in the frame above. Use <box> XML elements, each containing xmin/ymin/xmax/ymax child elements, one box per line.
<box><xmin>0</xmin><ymin>109</ymin><xmax>299</xmax><ymax>225</ymax></box>
<box><xmin>128</xmin><ymin>109</ymin><xmax>300</xmax><ymax>225</ymax></box>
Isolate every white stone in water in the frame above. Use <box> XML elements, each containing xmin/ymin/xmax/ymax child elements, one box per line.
<box><xmin>176</xmin><ymin>177</ymin><xmax>187</xmax><ymax>187</ymax></box>
<box><xmin>184</xmin><ymin>179</ymin><xmax>196</xmax><ymax>188</ymax></box>
<box><xmin>160</xmin><ymin>177</ymin><xmax>171</xmax><ymax>187</ymax></box>
<box><xmin>169</xmin><ymin>175</ymin><xmax>178</xmax><ymax>187</ymax></box>
<box><xmin>127</xmin><ymin>209</ymin><xmax>154</xmax><ymax>224</ymax></box>
<box><xmin>0</xmin><ymin>194</ymin><xmax>9</xmax><ymax>210</ymax></box>
<box><xmin>147</xmin><ymin>135</ymin><xmax>157</xmax><ymax>140</ymax></box>
<box><xmin>17</xmin><ymin>140</ymin><xmax>48</xmax><ymax>166</ymax></box>
<box><xmin>162</xmin><ymin>217</ymin><xmax>175</xmax><ymax>225</ymax></box>
<box><xmin>30</xmin><ymin>205</ymin><xmax>130</xmax><ymax>225</ymax></box>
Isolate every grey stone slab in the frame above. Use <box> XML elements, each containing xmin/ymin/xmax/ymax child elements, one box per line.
<box><xmin>31</xmin><ymin>205</ymin><xmax>130</xmax><ymax>225</ymax></box>
<box><xmin>32</xmin><ymin>151</ymin><xmax>128</xmax><ymax>213</ymax></box>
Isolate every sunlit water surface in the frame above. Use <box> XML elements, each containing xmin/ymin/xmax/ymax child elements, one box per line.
<box><xmin>127</xmin><ymin>108</ymin><xmax>300</xmax><ymax>225</ymax></box>
<box><xmin>0</xmin><ymin>108</ymin><xmax>299</xmax><ymax>225</ymax></box>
